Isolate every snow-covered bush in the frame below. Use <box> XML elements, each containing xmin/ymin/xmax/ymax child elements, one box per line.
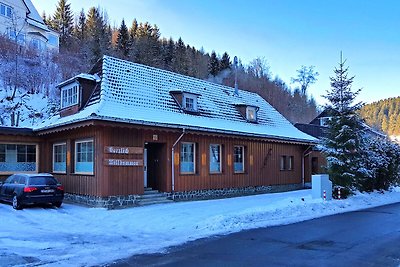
<box><xmin>358</xmin><ymin>137</ymin><xmax>400</xmax><ymax>191</ymax></box>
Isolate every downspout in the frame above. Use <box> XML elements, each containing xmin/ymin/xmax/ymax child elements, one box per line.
<box><xmin>171</xmin><ymin>129</ymin><xmax>186</xmax><ymax>200</ymax></box>
<box><xmin>302</xmin><ymin>145</ymin><xmax>313</xmax><ymax>188</ymax></box>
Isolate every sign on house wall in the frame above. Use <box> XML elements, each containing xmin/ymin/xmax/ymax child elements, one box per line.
<box><xmin>104</xmin><ymin>146</ymin><xmax>143</xmax><ymax>154</ymax></box>
<box><xmin>104</xmin><ymin>159</ymin><xmax>143</xmax><ymax>167</ymax></box>
<box><xmin>104</xmin><ymin>146</ymin><xmax>143</xmax><ymax>167</ymax></box>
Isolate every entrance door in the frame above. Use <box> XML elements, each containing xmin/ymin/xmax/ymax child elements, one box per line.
<box><xmin>144</xmin><ymin>148</ymin><xmax>148</xmax><ymax>187</ymax></box>
<box><xmin>144</xmin><ymin>143</ymin><xmax>166</xmax><ymax>191</ymax></box>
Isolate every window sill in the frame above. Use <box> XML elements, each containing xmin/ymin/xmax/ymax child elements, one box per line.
<box><xmin>72</xmin><ymin>172</ymin><xmax>95</xmax><ymax>176</ymax></box>
<box><xmin>210</xmin><ymin>172</ymin><xmax>223</xmax><ymax>175</ymax></box>
<box><xmin>180</xmin><ymin>172</ymin><xmax>196</xmax><ymax>175</ymax></box>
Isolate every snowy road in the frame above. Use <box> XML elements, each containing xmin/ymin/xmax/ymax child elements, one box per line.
<box><xmin>111</xmin><ymin>202</ymin><xmax>400</xmax><ymax>267</ymax></box>
<box><xmin>1</xmin><ymin>188</ymin><xmax>400</xmax><ymax>266</ymax></box>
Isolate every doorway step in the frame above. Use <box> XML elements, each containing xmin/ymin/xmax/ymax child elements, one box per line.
<box><xmin>137</xmin><ymin>188</ymin><xmax>173</xmax><ymax>206</ymax></box>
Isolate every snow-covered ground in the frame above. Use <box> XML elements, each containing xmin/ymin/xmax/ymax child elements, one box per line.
<box><xmin>1</xmin><ymin>188</ymin><xmax>400</xmax><ymax>267</ymax></box>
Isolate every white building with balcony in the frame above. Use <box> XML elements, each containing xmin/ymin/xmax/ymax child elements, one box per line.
<box><xmin>0</xmin><ymin>0</ymin><xmax>59</xmax><ymax>51</ymax></box>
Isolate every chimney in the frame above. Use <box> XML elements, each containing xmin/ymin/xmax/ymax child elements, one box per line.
<box><xmin>234</xmin><ymin>56</ymin><xmax>239</xmax><ymax>96</ymax></box>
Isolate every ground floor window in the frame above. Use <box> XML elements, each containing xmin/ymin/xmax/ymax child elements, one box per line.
<box><xmin>75</xmin><ymin>139</ymin><xmax>94</xmax><ymax>174</ymax></box>
<box><xmin>180</xmin><ymin>142</ymin><xmax>195</xmax><ymax>174</ymax></box>
<box><xmin>234</xmin><ymin>146</ymin><xmax>244</xmax><ymax>173</ymax></box>
<box><xmin>210</xmin><ymin>144</ymin><xmax>222</xmax><ymax>173</ymax></box>
<box><xmin>0</xmin><ymin>144</ymin><xmax>37</xmax><ymax>172</ymax></box>
<box><xmin>53</xmin><ymin>143</ymin><xmax>67</xmax><ymax>173</ymax></box>
<box><xmin>280</xmin><ymin>155</ymin><xmax>294</xmax><ymax>171</ymax></box>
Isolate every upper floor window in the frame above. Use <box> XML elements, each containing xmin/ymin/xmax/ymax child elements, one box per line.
<box><xmin>61</xmin><ymin>83</ymin><xmax>79</xmax><ymax>109</ymax></box>
<box><xmin>183</xmin><ymin>93</ymin><xmax>198</xmax><ymax>112</ymax></box>
<box><xmin>320</xmin><ymin>117</ymin><xmax>330</xmax><ymax>127</ymax></box>
<box><xmin>0</xmin><ymin>3</ymin><xmax>12</xmax><ymax>18</ymax></box>
<box><xmin>246</xmin><ymin>106</ymin><xmax>258</xmax><ymax>122</ymax></box>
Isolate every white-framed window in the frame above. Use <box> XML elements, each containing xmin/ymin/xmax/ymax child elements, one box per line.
<box><xmin>183</xmin><ymin>93</ymin><xmax>198</xmax><ymax>112</ymax></box>
<box><xmin>320</xmin><ymin>117</ymin><xmax>330</xmax><ymax>127</ymax></box>
<box><xmin>288</xmin><ymin>156</ymin><xmax>294</xmax><ymax>170</ymax></box>
<box><xmin>61</xmin><ymin>83</ymin><xmax>79</xmax><ymax>109</ymax></box>
<box><xmin>233</xmin><ymin>146</ymin><xmax>244</xmax><ymax>173</ymax></box>
<box><xmin>280</xmin><ymin>155</ymin><xmax>294</xmax><ymax>171</ymax></box>
<box><xmin>75</xmin><ymin>139</ymin><xmax>94</xmax><ymax>174</ymax></box>
<box><xmin>246</xmin><ymin>106</ymin><xmax>257</xmax><ymax>122</ymax></box>
<box><xmin>31</xmin><ymin>38</ymin><xmax>45</xmax><ymax>51</ymax></box>
<box><xmin>280</xmin><ymin>156</ymin><xmax>287</xmax><ymax>171</ymax></box>
<box><xmin>8</xmin><ymin>30</ymin><xmax>25</xmax><ymax>45</ymax></box>
<box><xmin>53</xmin><ymin>143</ymin><xmax>67</xmax><ymax>173</ymax></box>
<box><xmin>209</xmin><ymin>144</ymin><xmax>222</xmax><ymax>173</ymax></box>
<box><xmin>0</xmin><ymin>3</ymin><xmax>12</xmax><ymax>18</ymax></box>
<box><xmin>180</xmin><ymin>142</ymin><xmax>195</xmax><ymax>174</ymax></box>
<box><xmin>0</xmin><ymin>144</ymin><xmax>37</xmax><ymax>173</ymax></box>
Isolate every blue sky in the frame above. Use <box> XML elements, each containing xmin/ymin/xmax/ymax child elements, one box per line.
<box><xmin>32</xmin><ymin>0</ymin><xmax>400</xmax><ymax>105</ymax></box>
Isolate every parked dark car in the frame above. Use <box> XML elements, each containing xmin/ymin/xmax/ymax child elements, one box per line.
<box><xmin>0</xmin><ymin>173</ymin><xmax>64</xmax><ymax>210</ymax></box>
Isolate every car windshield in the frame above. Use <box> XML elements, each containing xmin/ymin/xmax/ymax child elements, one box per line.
<box><xmin>29</xmin><ymin>177</ymin><xmax>57</xmax><ymax>186</ymax></box>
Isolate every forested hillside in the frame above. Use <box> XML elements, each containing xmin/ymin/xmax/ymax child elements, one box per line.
<box><xmin>0</xmin><ymin>0</ymin><xmax>319</xmax><ymax>127</ymax></box>
<box><xmin>360</xmin><ymin>97</ymin><xmax>400</xmax><ymax>136</ymax></box>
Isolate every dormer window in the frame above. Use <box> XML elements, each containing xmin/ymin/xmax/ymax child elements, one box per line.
<box><xmin>61</xmin><ymin>82</ymin><xmax>79</xmax><ymax>109</ymax></box>
<box><xmin>170</xmin><ymin>90</ymin><xmax>200</xmax><ymax>114</ymax></box>
<box><xmin>235</xmin><ymin>104</ymin><xmax>259</xmax><ymax>123</ymax></box>
<box><xmin>246</xmin><ymin>106</ymin><xmax>257</xmax><ymax>122</ymax></box>
<box><xmin>183</xmin><ymin>94</ymin><xmax>198</xmax><ymax>112</ymax></box>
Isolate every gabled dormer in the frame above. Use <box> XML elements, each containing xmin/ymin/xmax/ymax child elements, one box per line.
<box><xmin>170</xmin><ymin>90</ymin><xmax>201</xmax><ymax>114</ymax></box>
<box><xmin>58</xmin><ymin>74</ymin><xmax>100</xmax><ymax>117</ymax></box>
<box><xmin>235</xmin><ymin>104</ymin><xmax>259</xmax><ymax>123</ymax></box>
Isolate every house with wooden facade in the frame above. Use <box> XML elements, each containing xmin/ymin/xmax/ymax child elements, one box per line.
<box><xmin>0</xmin><ymin>56</ymin><xmax>317</xmax><ymax>207</ymax></box>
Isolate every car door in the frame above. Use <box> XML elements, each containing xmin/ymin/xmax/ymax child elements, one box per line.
<box><xmin>0</xmin><ymin>175</ymin><xmax>16</xmax><ymax>201</ymax></box>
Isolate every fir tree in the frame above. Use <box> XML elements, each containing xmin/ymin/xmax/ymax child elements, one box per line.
<box><xmin>173</xmin><ymin>37</ymin><xmax>188</xmax><ymax>75</ymax></box>
<box><xmin>51</xmin><ymin>0</ymin><xmax>74</xmax><ymax>49</ymax></box>
<box><xmin>86</xmin><ymin>7</ymin><xmax>109</xmax><ymax>64</ymax></box>
<box><xmin>116</xmin><ymin>19</ymin><xmax>130</xmax><ymax>58</ymax></box>
<box><xmin>208</xmin><ymin>51</ymin><xmax>220</xmax><ymax>76</ymax></box>
<box><xmin>322</xmin><ymin>55</ymin><xmax>365</xmax><ymax>189</ymax></box>
<box><xmin>220</xmin><ymin>52</ymin><xmax>231</xmax><ymax>70</ymax></box>
<box><xmin>74</xmin><ymin>9</ymin><xmax>87</xmax><ymax>42</ymax></box>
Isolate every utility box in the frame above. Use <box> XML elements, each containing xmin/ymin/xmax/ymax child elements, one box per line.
<box><xmin>312</xmin><ymin>174</ymin><xmax>332</xmax><ymax>200</ymax></box>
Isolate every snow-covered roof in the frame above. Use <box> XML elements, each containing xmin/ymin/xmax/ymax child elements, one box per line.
<box><xmin>22</xmin><ymin>0</ymin><xmax>50</xmax><ymax>32</ymax></box>
<box><xmin>57</xmin><ymin>73</ymin><xmax>100</xmax><ymax>88</ymax></box>
<box><xmin>35</xmin><ymin>56</ymin><xmax>317</xmax><ymax>144</ymax></box>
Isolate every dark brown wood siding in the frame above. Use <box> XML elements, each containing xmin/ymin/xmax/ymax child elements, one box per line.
<box><xmin>37</xmin><ymin>121</ymin><xmax>314</xmax><ymax>197</ymax></box>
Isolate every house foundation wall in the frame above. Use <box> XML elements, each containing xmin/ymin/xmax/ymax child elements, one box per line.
<box><xmin>64</xmin><ymin>183</ymin><xmax>302</xmax><ymax>209</ymax></box>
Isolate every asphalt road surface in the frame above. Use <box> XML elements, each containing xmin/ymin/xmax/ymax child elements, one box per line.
<box><xmin>107</xmin><ymin>202</ymin><xmax>400</xmax><ymax>267</ymax></box>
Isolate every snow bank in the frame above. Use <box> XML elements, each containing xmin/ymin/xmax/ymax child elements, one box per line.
<box><xmin>1</xmin><ymin>188</ymin><xmax>400</xmax><ymax>267</ymax></box>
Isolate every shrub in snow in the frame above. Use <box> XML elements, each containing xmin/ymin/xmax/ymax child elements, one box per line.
<box><xmin>358</xmin><ymin>137</ymin><xmax>400</xmax><ymax>191</ymax></box>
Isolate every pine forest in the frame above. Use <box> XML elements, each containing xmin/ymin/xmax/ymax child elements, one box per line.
<box><xmin>360</xmin><ymin>97</ymin><xmax>400</xmax><ymax>136</ymax></box>
<box><xmin>0</xmin><ymin>1</ymin><xmax>319</xmax><ymax>127</ymax></box>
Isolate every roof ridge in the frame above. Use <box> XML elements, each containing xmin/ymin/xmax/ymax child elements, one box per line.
<box><xmin>102</xmin><ymin>55</ymin><xmax>261</xmax><ymax>98</ymax></box>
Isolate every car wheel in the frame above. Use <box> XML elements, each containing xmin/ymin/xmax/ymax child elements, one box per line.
<box><xmin>12</xmin><ymin>195</ymin><xmax>22</xmax><ymax>210</ymax></box>
<box><xmin>54</xmin><ymin>202</ymin><xmax>62</xmax><ymax>208</ymax></box>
